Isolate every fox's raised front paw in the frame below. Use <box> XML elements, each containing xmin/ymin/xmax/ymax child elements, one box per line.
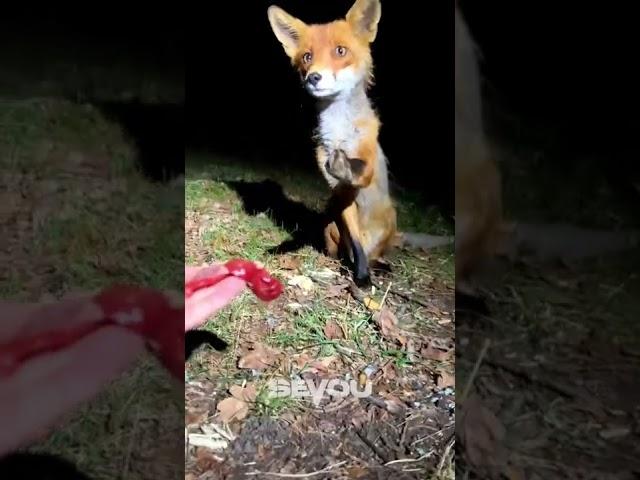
<box><xmin>326</xmin><ymin>149</ymin><xmax>366</xmax><ymax>185</ymax></box>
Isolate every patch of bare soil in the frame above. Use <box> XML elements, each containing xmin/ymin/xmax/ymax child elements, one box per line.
<box><xmin>456</xmin><ymin>259</ymin><xmax>640</xmax><ymax>480</ymax></box>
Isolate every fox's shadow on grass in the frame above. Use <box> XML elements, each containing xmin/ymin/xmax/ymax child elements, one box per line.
<box><xmin>226</xmin><ymin>179</ymin><xmax>327</xmax><ymax>255</ymax></box>
<box><xmin>185</xmin><ymin>330</ymin><xmax>229</xmax><ymax>360</ymax></box>
<box><xmin>93</xmin><ymin>101</ymin><xmax>184</xmax><ymax>182</ymax></box>
<box><xmin>0</xmin><ymin>452</ymin><xmax>92</xmax><ymax>479</ymax></box>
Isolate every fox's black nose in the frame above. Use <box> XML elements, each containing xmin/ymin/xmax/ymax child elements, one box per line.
<box><xmin>306</xmin><ymin>72</ymin><xmax>322</xmax><ymax>87</ymax></box>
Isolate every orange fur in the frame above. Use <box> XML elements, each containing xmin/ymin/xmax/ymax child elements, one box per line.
<box><xmin>455</xmin><ymin>5</ymin><xmax>511</xmax><ymax>286</ymax></box>
<box><xmin>351</xmin><ymin>117</ymin><xmax>379</xmax><ymax>188</ymax></box>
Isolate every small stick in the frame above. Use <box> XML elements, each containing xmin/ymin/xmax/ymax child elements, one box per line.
<box><xmin>384</xmin><ymin>452</ymin><xmax>432</xmax><ymax>466</ymax></box>
<box><xmin>436</xmin><ymin>436</ymin><xmax>455</xmax><ymax>477</ymax></box>
<box><xmin>460</xmin><ymin>339</ymin><xmax>491</xmax><ymax>404</ymax></box>
<box><xmin>371</xmin><ymin>279</ymin><xmax>432</xmax><ymax>308</ymax></box>
<box><xmin>484</xmin><ymin>357</ymin><xmax>590</xmax><ymax>402</ymax></box>
<box><xmin>244</xmin><ymin>461</ymin><xmax>347</xmax><ymax>478</ymax></box>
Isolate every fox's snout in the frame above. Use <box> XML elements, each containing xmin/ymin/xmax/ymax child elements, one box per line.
<box><xmin>302</xmin><ymin>69</ymin><xmax>341</xmax><ymax>97</ymax></box>
<box><xmin>305</xmin><ymin>72</ymin><xmax>323</xmax><ymax>87</ymax></box>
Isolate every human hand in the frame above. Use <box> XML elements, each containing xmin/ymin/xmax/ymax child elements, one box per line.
<box><xmin>184</xmin><ymin>265</ymin><xmax>246</xmax><ymax>332</ymax></box>
<box><xmin>0</xmin><ymin>296</ymin><xmax>146</xmax><ymax>457</ymax></box>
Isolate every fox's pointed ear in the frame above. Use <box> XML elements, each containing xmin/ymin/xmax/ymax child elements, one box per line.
<box><xmin>346</xmin><ymin>0</ymin><xmax>382</xmax><ymax>43</ymax></box>
<box><xmin>267</xmin><ymin>5</ymin><xmax>307</xmax><ymax>58</ymax></box>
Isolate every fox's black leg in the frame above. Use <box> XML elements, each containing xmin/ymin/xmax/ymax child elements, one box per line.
<box><xmin>351</xmin><ymin>237</ymin><xmax>371</xmax><ymax>287</ymax></box>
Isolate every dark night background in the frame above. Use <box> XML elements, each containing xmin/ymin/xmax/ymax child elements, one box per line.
<box><xmin>189</xmin><ymin>0</ymin><xmax>455</xmax><ymax>217</ymax></box>
<box><xmin>0</xmin><ymin>6</ymin><xmax>185</xmax><ymax>480</ymax></box>
<box><xmin>459</xmin><ymin>0</ymin><xmax>640</xmax><ymax>204</ymax></box>
<box><xmin>189</xmin><ymin>0</ymin><xmax>638</xmax><ymax>221</ymax></box>
<box><xmin>0</xmin><ymin>6</ymin><xmax>183</xmax><ymax>182</ymax></box>
<box><xmin>1</xmin><ymin>1</ymin><xmax>638</xmax><ymax>477</ymax></box>
<box><xmin>1</xmin><ymin>2</ymin><xmax>637</xmax><ymax>210</ymax></box>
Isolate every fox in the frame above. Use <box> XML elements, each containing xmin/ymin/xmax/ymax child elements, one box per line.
<box><xmin>454</xmin><ymin>3</ymin><xmax>511</xmax><ymax>290</ymax></box>
<box><xmin>267</xmin><ymin>0</ymin><xmax>452</xmax><ymax>286</ymax></box>
<box><xmin>455</xmin><ymin>3</ymin><xmax>638</xmax><ymax>295</ymax></box>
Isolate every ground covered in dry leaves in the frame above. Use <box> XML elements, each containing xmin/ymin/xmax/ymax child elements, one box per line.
<box><xmin>185</xmin><ymin>155</ymin><xmax>455</xmax><ymax>479</ymax></box>
<box><xmin>456</xmin><ymin>100</ymin><xmax>640</xmax><ymax>479</ymax></box>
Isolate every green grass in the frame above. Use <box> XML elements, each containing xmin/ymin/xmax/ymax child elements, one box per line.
<box><xmin>184</xmin><ymin>148</ymin><xmax>454</xmax><ymax>390</ymax></box>
<box><xmin>1</xmin><ymin>98</ymin><xmax>183</xmax><ymax>480</ymax></box>
<box><xmin>254</xmin><ymin>384</ymin><xmax>304</xmax><ymax>418</ymax></box>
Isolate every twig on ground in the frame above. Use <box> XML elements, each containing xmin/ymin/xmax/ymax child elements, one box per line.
<box><xmin>411</xmin><ymin>421</ymin><xmax>454</xmax><ymax>446</ymax></box>
<box><xmin>361</xmin><ymin>395</ymin><xmax>407</xmax><ymax>416</ymax></box>
<box><xmin>379</xmin><ymin>281</ymin><xmax>393</xmax><ymax>308</ymax></box>
<box><xmin>231</xmin><ymin>309</ymin><xmax>242</xmax><ymax>361</ymax></box>
<box><xmin>460</xmin><ymin>339</ymin><xmax>491</xmax><ymax>403</ymax></box>
<box><xmin>484</xmin><ymin>357</ymin><xmax>594</xmax><ymax>402</ymax></box>
<box><xmin>371</xmin><ymin>279</ymin><xmax>432</xmax><ymax>308</ymax></box>
<box><xmin>386</xmin><ymin>288</ymin><xmax>431</xmax><ymax>309</ymax></box>
<box><xmin>436</xmin><ymin>436</ymin><xmax>455</xmax><ymax>477</ymax></box>
<box><xmin>356</xmin><ymin>429</ymin><xmax>392</xmax><ymax>464</ymax></box>
<box><xmin>384</xmin><ymin>452</ymin><xmax>432</xmax><ymax>466</ymax></box>
<box><xmin>244</xmin><ymin>461</ymin><xmax>347</xmax><ymax>477</ymax></box>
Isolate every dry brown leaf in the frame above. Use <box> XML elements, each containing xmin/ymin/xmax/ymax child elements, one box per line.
<box><xmin>196</xmin><ymin>449</ymin><xmax>219</xmax><ymax>470</ymax></box>
<box><xmin>351</xmin><ymin>411</ymin><xmax>368</xmax><ymax>430</ymax></box>
<box><xmin>373</xmin><ymin>307</ymin><xmax>407</xmax><ymax>345</ymax></box>
<box><xmin>311</xmin><ymin>356</ymin><xmax>337</xmax><ymax>373</ymax></box>
<box><xmin>325</xmin><ymin>283</ymin><xmax>348</xmax><ymax>298</ymax></box>
<box><xmin>323</xmin><ymin>320</ymin><xmax>345</xmax><ymax>339</ymax></box>
<box><xmin>381</xmin><ymin>362</ymin><xmax>397</xmax><ymax>381</ymax></box>
<box><xmin>185</xmin><ymin>410</ymin><xmax>208</xmax><ymax>428</ymax></box>
<box><xmin>345</xmin><ymin>466</ymin><xmax>370</xmax><ymax>479</ymax></box>
<box><xmin>229</xmin><ymin>383</ymin><xmax>257</xmax><ymax>403</ymax></box>
<box><xmin>237</xmin><ymin>343</ymin><xmax>280</xmax><ymax>370</ymax></box>
<box><xmin>421</xmin><ymin>338</ymin><xmax>454</xmax><ymax>361</ymax></box>
<box><xmin>216</xmin><ymin>397</ymin><xmax>249</xmax><ymax>423</ymax></box>
<box><xmin>435</xmin><ymin>370</ymin><xmax>455</xmax><ymax>388</ymax></box>
<box><xmin>374</xmin><ymin>306</ymin><xmax>398</xmax><ymax>337</ymax></box>
<box><xmin>291</xmin><ymin>353</ymin><xmax>312</xmax><ymax>370</ymax></box>
<box><xmin>460</xmin><ymin>395</ymin><xmax>508</xmax><ymax>473</ymax></box>
<box><xmin>383</xmin><ymin>396</ymin><xmax>407</xmax><ymax>415</ymax></box>
<box><xmin>278</xmin><ymin>256</ymin><xmax>301</xmax><ymax>271</ymax></box>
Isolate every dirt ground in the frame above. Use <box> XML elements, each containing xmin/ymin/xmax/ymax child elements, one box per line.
<box><xmin>455</xmin><ymin>95</ymin><xmax>640</xmax><ymax>479</ymax></box>
<box><xmin>184</xmin><ymin>155</ymin><xmax>455</xmax><ymax>479</ymax></box>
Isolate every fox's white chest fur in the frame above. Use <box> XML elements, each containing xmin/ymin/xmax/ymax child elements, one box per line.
<box><xmin>317</xmin><ymin>99</ymin><xmax>362</xmax><ymax>155</ymax></box>
<box><xmin>316</xmin><ymin>87</ymin><xmax>375</xmax><ymax>154</ymax></box>
<box><xmin>314</xmin><ymin>87</ymin><xmax>386</xmax><ymax>192</ymax></box>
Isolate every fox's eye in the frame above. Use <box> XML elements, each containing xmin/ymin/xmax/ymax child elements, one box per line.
<box><xmin>336</xmin><ymin>46</ymin><xmax>347</xmax><ymax>57</ymax></box>
<box><xmin>302</xmin><ymin>52</ymin><xmax>312</xmax><ymax>63</ymax></box>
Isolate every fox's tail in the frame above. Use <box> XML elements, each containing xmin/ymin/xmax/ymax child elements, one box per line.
<box><xmin>395</xmin><ymin>223</ymin><xmax>639</xmax><ymax>261</ymax></box>
<box><xmin>395</xmin><ymin>232</ymin><xmax>454</xmax><ymax>251</ymax></box>
<box><xmin>506</xmin><ymin>222</ymin><xmax>640</xmax><ymax>262</ymax></box>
